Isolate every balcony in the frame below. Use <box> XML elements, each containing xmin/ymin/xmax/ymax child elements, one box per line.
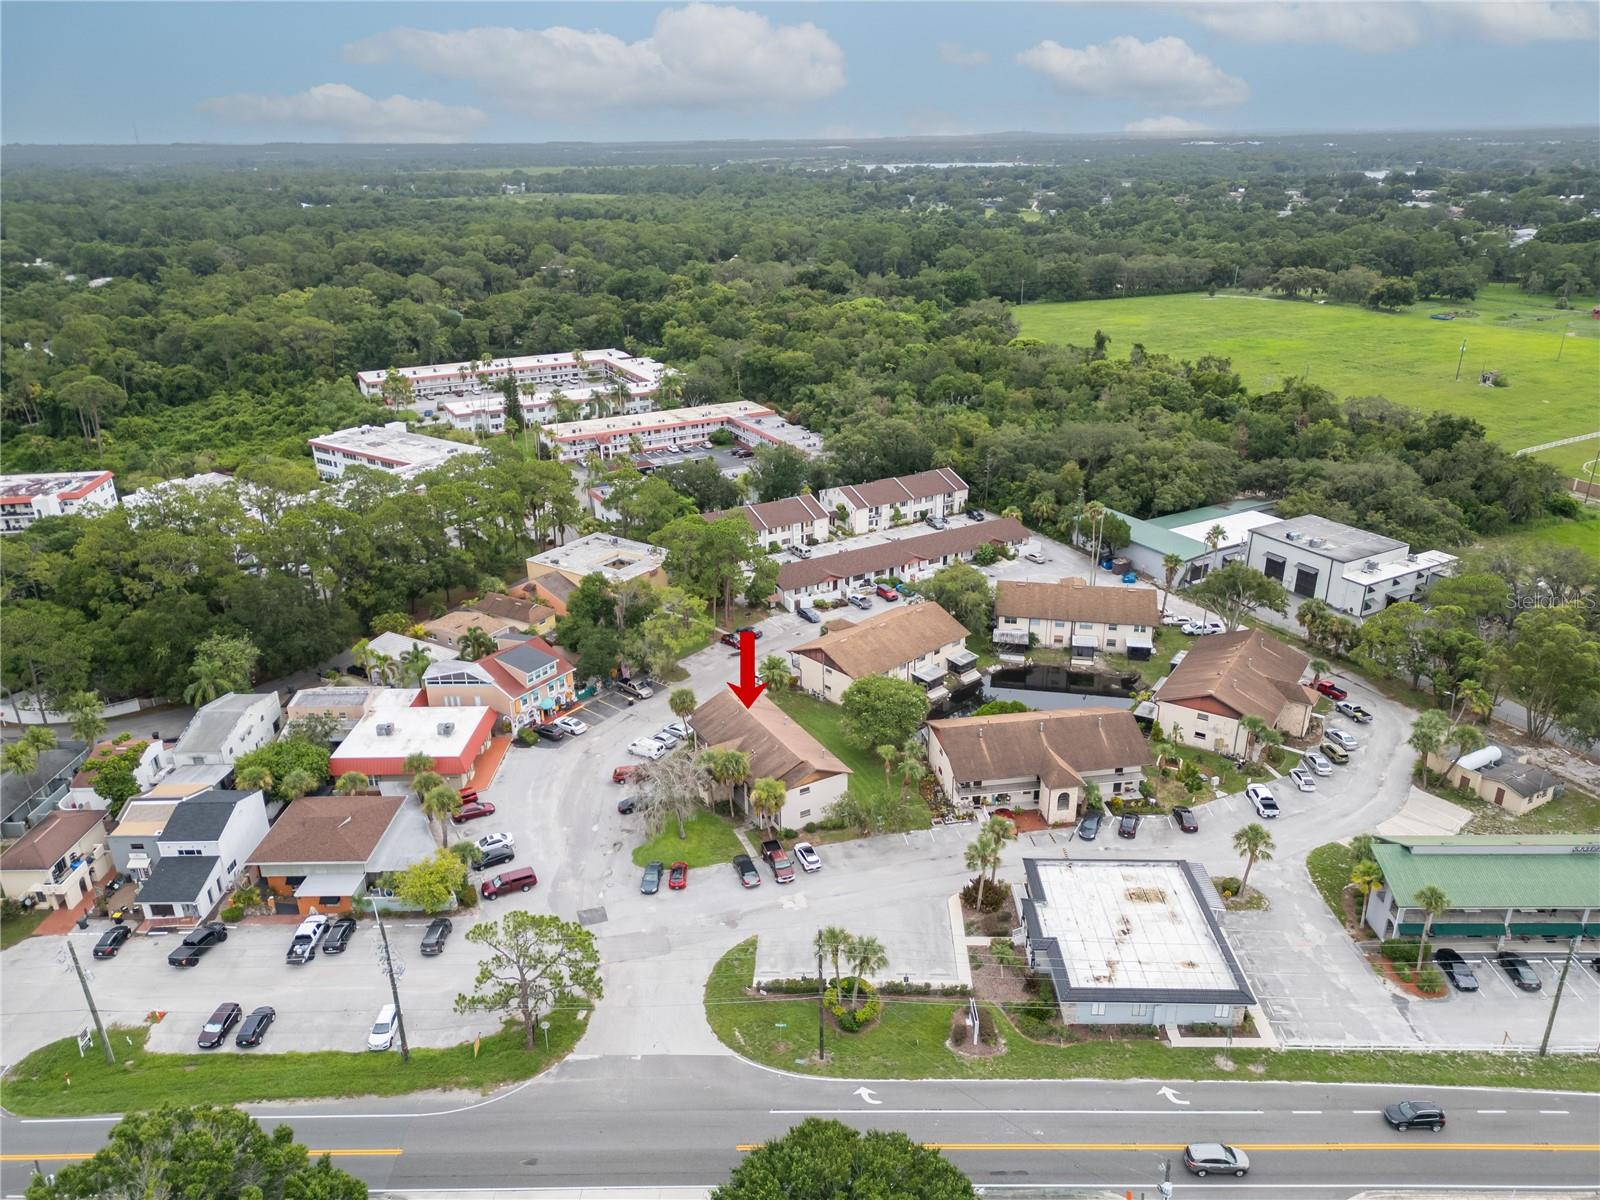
<box><xmin>947</xmin><ymin>647</ymin><xmax>978</xmax><ymax>671</ymax></box>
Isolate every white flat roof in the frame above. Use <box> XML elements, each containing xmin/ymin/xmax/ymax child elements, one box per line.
<box><xmin>1343</xmin><ymin>549</ymin><xmax>1457</xmax><ymax>585</ymax></box>
<box><xmin>334</xmin><ymin>707</ymin><xmax>486</xmax><ymax>761</ymax></box>
<box><xmin>0</xmin><ymin>470</ymin><xmax>114</xmax><ymax>501</ymax></box>
<box><xmin>1027</xmin><ymin>859</ymin><xmax>1238</xmax><ymax>993</ymax></box>
<box><xmin>1167</xmin><ymin>509</ymin><xmax>1283</xmax><ymax>551</ymax></box>
<box><xmin>539</xmin><ymin>401</ymin><xmax>774</xmax><ymax>441</ymax></box>
<box><xmin>527</xmin><ymin>533</ymin><xmax>666</xmax><ymax>580</ymax></box>
<box><xmin>356</xmin><ymin>348</ymin><xmax>665</xmax><ymax>387</ymax></box>
<box><xmin>308</xmin><ymin>424</ymin><xmax>486</xmax><ymax>470</ymax></box>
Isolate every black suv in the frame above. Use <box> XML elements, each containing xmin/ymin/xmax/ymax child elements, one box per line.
<box><xmin>534</xmin><ymin>724</ymin><xmax>566</xmax><ymax>743</ymax></box>
<box><xmin>321</xmin><ymin>916</ymin><xmax>357</xmax><ymax>954</ymax></box>
<box><xmin>420</xmin><ymin>918</ymin><xmax>453</xmax><ymax>956</ymax></box>
<box><xmin>1117</xmin><ymin>813</ymin><xmax>1139</xmax><ymax>839</ymax></box>
<box><xmin>732</xmin><ymin>854</ymin><xmax>761</xmax><ymax>888</ymax></box>
<box><xmin>1496</xmin><ymin>951</ymin><xmax>1542</xmax><ymax>991</ymax></box>
<box><xmin>1382</xmin><ymin>1100</ymin><xmax>1446</xmax><ymax>1131</ymax></box>
<box><xmin>168</xmin><ymin>922</ymin><xmax>228</xmax><ymax>968</ymax></box>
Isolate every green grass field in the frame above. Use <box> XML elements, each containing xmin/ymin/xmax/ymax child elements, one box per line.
<box><xmin>1016</xmin><ymin>285</ymin><xmax>1600</xmax><ymax>473</ymax></box>
<box><xmin>631</xmin><ymin>809</ymin><xmax>745</xmax><ymax>868</ymax></box>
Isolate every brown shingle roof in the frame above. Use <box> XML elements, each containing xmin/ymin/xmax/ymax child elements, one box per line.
<box><xmin>929</xmin><ymin>708</ymin><xmax>1152</xmax><ymax>790</ymax></box>
<box><xmin>471</xmin><ymin>593</ymin><xmax>550</xmax><ymax>626</ymax></box>
<box><xmin>726</xmin><ymin>494</ymin><xmax>831</xmax><ymax>536</ymax></box>
<box><xmin>691</xmin><ymin>692</ymin><xmax>851</xmax><ymax>790</ymax></box>
<box><xmin>1155</xmin><ymin>629</ymin><xmax>1311</xmax><ymax>722</ymax></box>
<box><xmin>424</xmin><ymin>610</ymin><xmax>522</xmax><ymax>640</ymax></box>
<box><xmin>247</xmin><ymin>794</ymin><xmax>404</xmax><ymax>867</ymax></box>
<box><xmin>792</xmin><ymin>602</ymin><xmax>969</xmax><ymax>681</ymax></box>
<box><xmin>995</xmin><ymin>578</ymin><xmax>1160</xmax><ymax>626</ymax></box>
<box><xmin>0</xmin><ymin>810</ymin><xmax>107</xmax><ymax>871</ymax></box>
<box><xmin>833</xmin><ymin>468</ymin><xmax>968</xmax><ymax>510</ymax></box>
<box><xmin>777</xmin><ymin>518</ymin><xmax>1028</xmax><ymax>592</ymax></box>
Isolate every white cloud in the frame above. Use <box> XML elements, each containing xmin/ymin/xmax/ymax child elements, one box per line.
<box><xmin>1126</xmin><ymin>115</ymin><xmax>1212</xmax><ymax>133</ymax></box>
<box><xmin>1017</xmin><ymin>35</ymin><xmax>1248</xmax><ymax>108</ymax></box>
<box><xmin>199</xmin><ymin>83</ymin><xmax>486</xmax><ymax>142</ymax></box>
<box><xmin>1187</xmin><ymin>3</ymin><xmax>1423</xmax><ymax>50</ymax></box>
<box><xmin>1434</xmin><ymin>1</ymin><xmax>1598</xmax><ymax>43</ymax></box>
<box><xmin>345</xmin><ymin>4</ymin><xmax>845</xmax><ymax>112</ymax></box>
<box><xmin>938</xmin><ymin>41</ymin><xmax>990</xmax><ymax>67</ymax></box>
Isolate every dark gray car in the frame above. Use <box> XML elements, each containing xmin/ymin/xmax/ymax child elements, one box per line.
<box><xmin>1433</xmin><ymin>947</ymin><xmax>1478</xmax><ymax>992</ymax></box>
<box><xmin>1078</xmin><ymin>812</ymin><xmax>1102</xmax><ymax>840</ymax></box>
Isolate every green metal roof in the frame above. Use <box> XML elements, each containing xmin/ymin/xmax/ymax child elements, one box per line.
<box><xmin>1145</xmin><ymin>499</ymin><xmax>1277</xmax><ymax>532</ymax></box>
<box><xmin>1372</xmin><ymin>836</ymin><xmax>1600</xmax><ymax>910</ymax></box>
<box><xmin>1109</xmin><ymin>508</ymin><xmax>1209</xmax><ymax>561</ymax></box>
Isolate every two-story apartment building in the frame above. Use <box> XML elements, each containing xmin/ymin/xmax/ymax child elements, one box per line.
<box><xmin>775</xmin><ymin>518</ymin><xmax>1028</xmax><ymax>611</ymax></box>
<box><xmin>307</xmin><ymin>423</ymin><xmax>486</xmax><ymax>480</ymax></box>
<box><xmin>0</xmin><ymin>810</ymin><xmax>110</xmax><ymax>911</ymax></box>
<box><xmin>691</xmin><ymin>692</ymin><xmax>852</xmax><ymax>831</ymax></box>
<box><xmin>1153</xmin><ymin>629</ymin><xmax>1315</xmax><ymax>757</ymax></box>
<box><xmin>993</xmin><ymin>578</ymin><xmax>1160</xmax><ymax>660</ymax></box>
<box><xmin>926</xmin><ymin>707</ymin><xmax>1153</xmax><ymax>825</ymax></box>
<box><xmin>168</xmin><ymin>692</ymin><xmax>282</xmax><ymax>768</ymax></box>
<box><xmin>714</xmin><ymin>494</ymin><xmax>832</xmax><ymax>552</ymax></box>
<box><xmin>423</xmin><ymin>639</ymin><xmax>577</xmax><ymax>732</ymax></box>
<box><xmin>821</xmin><ymin>468</ymin><xmax>969</xmax><ymax>535</ymax></box>
<box><xmin>790</xmin><ymin>602</ymin><xmax>976</xmax><ymax>705</ymax></box>
<box><xmin>133</xmin><ymin>788</ymin><xmax>270</xmax><ymax>920</ymax></box>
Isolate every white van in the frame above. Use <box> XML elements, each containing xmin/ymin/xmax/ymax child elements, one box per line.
<box><xmin>367</xmin><ymin>1003</ymin><xmax>399</xmax><ymax>1051</ymax></box>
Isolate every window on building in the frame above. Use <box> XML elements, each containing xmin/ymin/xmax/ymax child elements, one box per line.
<box><xmin>1108</xmin><ymin>623</ymin><xmax>1119</xmax><ymax>631</ymax></box>
<box><xmin>226</xmin><ymin>860</ymin><xmax>237</xmax><ymax>874</ymax></box>
<box><xmin>129</xmin><ymin>842</ymin><xmax>145</xmax><ymax>851</ymax></box>
<box><xmin>1214</xmin><ymin>1005</ymin><xmax>1232</xmax><ymax>1019</ymax></box>
<box><xmin>320</xmin><ymin>896</ymin><xmax>341</xmax><ymax>906</ymax></box>
<box><xmin>1131</xmin><ymin>1004</ymin><xmax>1150</xmax><ymax>1017</ymax></box>
<box><xmin>1089</xmin><ymin>1003</ymin><xmax>1107</xmax><ymax>1016</ymax></box>
<box><xmin>176</xmin><ymin>848</ymin><xmax>202</xmax><ymax>857</ymax></box>
<box><xmin>1194</xmin><ymin>730</ymin><xmax>1207</xmax><ymax>742</ymax></box>
<box><xmin>798</xmin><ymin>786</ymin><xmax>809</xmax><ymax>795</ymax></box>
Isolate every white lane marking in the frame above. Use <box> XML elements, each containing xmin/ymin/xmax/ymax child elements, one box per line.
<box><xmin>1291</xmin><ymin>1110</ymin><xmax>1323</xmax><ymax>1114</ymax></box>
<box><xmin>1540</xmin><ymin>1109</ymin><xmax>1572</xmax><ymax>1114</ymax></box>
<box><xmin>1351</xmin><ymin>1109</ymin><xmax>1382</xmax><ymax>1114</ymax></box>
<box><xmin>768</xmin><ymin>1108</ymin><xmax>1266</xmax><ymax>1116</ymax></box>
<box><xmin>1477</xmin><ymin>1109</ymin><xmax>1507</xmax><ymax>1114</ymax></box>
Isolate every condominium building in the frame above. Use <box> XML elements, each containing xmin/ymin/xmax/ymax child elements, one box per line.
<box><xmin>538</xmin><ymin>402</ymin><xmax>822</xmax><ymax>463</ymax></box>
<box><xmin>308</xmin><ymin>423</ymin><xmax>487</xmax><ymax>480</ymax></box>
<box><xmin>0</xmin><ymin>471</ymin><xmax>118</xmax><ymax>533</ymax></box>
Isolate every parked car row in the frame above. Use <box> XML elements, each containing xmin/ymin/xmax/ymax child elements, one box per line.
<box><xmin>198</xmin><ymin>1001</ymin><xmax>276</xmax><ymax>1049</ymax></box>
<box><xmin>627</xmin><ymin>720</ymin><xmax>692</xmax><ymax>760</ymax></box>
<box><xmin>640</xmin><ymin>860</ymin><xmax>690</xmax><ymax>894</ymax></box>
<box><xmin>730</xmin><ymin>839</ymin><xmax>823</xmax><ymax>888</ymax></box>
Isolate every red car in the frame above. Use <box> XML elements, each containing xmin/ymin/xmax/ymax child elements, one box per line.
<box><xmin>451</xmin><ymin>800</ymin><xmax>496</xmax><ymax>823</ymax></box>
<box><xmin>612</xmin><ymin>765</ymin><xmax>639</xmax><ymax>785</ymax></box>
<box><xmin>874</xmin><ymin>584</ymin><xmax>900</xmax><ymax>601</ymax></box>
<box><xmin>668</xmin><ymin>861</ymin><xmax>688</xmax><ymax>890</ymax></box>
<box><xmin>1315</xmin><ymin>680</ymin><xmax>1348</xmax><ymax>701</ymax></box>
<box><xmin>720</xmin><ymin>626</ymin><xmax>764</xmax><ymax>647</ymax></box>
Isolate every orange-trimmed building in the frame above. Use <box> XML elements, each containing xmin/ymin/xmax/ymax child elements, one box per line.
<box><xmin>329</xmin><ymin>706</ymin><xmax>496</xmax><ymax>790</ymax></box>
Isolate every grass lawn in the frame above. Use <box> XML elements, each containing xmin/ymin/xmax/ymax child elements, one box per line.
<box><xmin>0</xmin><ymin>906</ymin><xmax>48</xmax><ymax>950</ymax></box>
<box><xmin>1015</xmin><ymin>284</ymin><xmax>1600</xmax><ymax>466</ymax></box>
<box><xmin>705</xmin><ymin>938</ymin><xmax>1597</xmax><ymax>1090</ymax></box>
<box><xmin>1473</xmin><ymin>509</ymin><xmax>1600</xmax><ymax>562</ymax></box>
<box><xmin>767</xmin><ymin>690</ymin><xmax>889</xmax><ymax>807</ymax></box>
<box><xmin>1459</xmin><ymin>785</ymin><xmax>1600</xmax><ymax>836</ymax></box>
<box><xmin>1306</xmin><ymin>841</ymin><xmax>1357</xmax><ymax>925</ymax></box>
<box><xmin>2</xmin><ymin>1014</ymin><xmax>587</xmax><ymax>1118</ymax></box>
<box><xmin>1162</xmin><ymin>743</ymin><xmax>1249</xmax><ymax>794</ymax></box>
<box><xmin>631</xmin><ymin>809</ymin><xmax>745</xmax><ymax>868</ymax></box>
<box><xmin>1106</xmin><ymin>625</ymin><xmax>1187</xmax><ymax>689</ymax></box>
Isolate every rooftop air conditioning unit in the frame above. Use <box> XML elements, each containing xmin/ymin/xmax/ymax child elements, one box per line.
<box><xmin>1285</xmin><ymin>531</ymin><xmax>1302</xmax><ymax>541</ymax></box>
<box><xmin>1307</xmin><ymin>537</ymin><xmax>1324</xmax><ymax>548</ymax></box>
<box><xmin>375</xmin><ymin>723</ymin><xmax>395</xmax><ymax>736</ymax></box>
<box><xmin>1363</xmin><ymin>559</ymin><xmax>1379</xmax><ymax>571</ymax></box>
<box><xmin>437</xmin><ymin>722</ymin><xmax>455</xmax><ymax>737</ymax></box>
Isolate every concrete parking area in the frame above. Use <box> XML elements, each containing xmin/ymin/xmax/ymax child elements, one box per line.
<box><xmin>1405</xmin><ymin>946</ymin><xmax>1600</xmax><ymax>1051</ymax></box>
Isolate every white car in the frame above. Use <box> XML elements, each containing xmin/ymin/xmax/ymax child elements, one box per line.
<box><xmin>1288</xmin><ymin>767</ymin><xmax>1316</xmax><ymax>792</ymax></box>
<box><xmin>475</xmin><ymin>832</ymin><xmax>515</xmax><ymax>854</ymax></box>
<box><xmin>1183</xmin><ymin>620</ymin><xmax>1227</xmax><ymax>636</ymax></box>
<box><xmin>628</xmin><ymin>737</ymin><xmax>668</xmax><ymax>760</ymax></box>
<box><xmin>1023</xmin><ymin>551</ymin><xmax>1047</xmax><ymax>564</ymax></box>
<box><xmin>1245</xmin><ymin>783</ymin><xmax>1281</xmax><ymax>818</ymax></box>
<box><xmin>554</xmin><ymin>716</ymin><xmax>589</xmax><ymax>736</ymax></box>
<box><xmin>658</xmin><ymin>720</ymin><xmax>690</xmax><ymax>743</ymax></box>
<box><xmin>1304</xmin><ymin>751</ymin><xmax>1334</xmax><ymax>776</ymax></box>
<box><xmin>1161</xmin><ymin>613</ymin><xmax>1189</xmax><ymax>626</ymax></box>
<box><xmin>1324</xmin><ymin>727</ymin><xmax>1359</xmax><ymax>752</ymax></box>
<box><xmin>792</xmin><ymin>841</ymin><xmax>822</xmax><ymax>872</ymax></box>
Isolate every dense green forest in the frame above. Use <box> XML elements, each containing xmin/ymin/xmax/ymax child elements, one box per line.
<box><xmin>2</xmin><ymin>135</ymin><xmax>1596</xmax><ymax>705</ymax></box>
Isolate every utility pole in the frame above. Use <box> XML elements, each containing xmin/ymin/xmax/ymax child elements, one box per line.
<box><xmin>1538</xmin><ymin>936</ymin><xmax>1580</xmax><ymax>1058</ymax></box>
<box><xmin>65</xmin><ymin>940</ymin><xmax>114</xmax><ymax>1065</ymax></box>
<box><xmin>373</xmin><ymin>904</ymin><xmax>412</xmax><ymax>1064</ymax></box>
<box><xmin>1555</xmin><ymin>323</ymin><xmax>1570</xmax><ymax>362</ymax></box>
<box><xmin>816</xmin><ymin>945</ymin><xmax>827</xmax><ymax>1063</ymax></box>
<box><xmin>1454</xmin><ymin>338</ymin><xmax>1468</xmax><ymax>382</ymax></box>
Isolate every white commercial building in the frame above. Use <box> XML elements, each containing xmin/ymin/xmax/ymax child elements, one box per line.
<box><xmin>538</xmin><ymin>402</ymin><xmax>822</xmax><ymax>463</ymax></box>
<box><xmin>168</xmin><ymin>692</ymin><xmax>282</xmax><ymax>768</ymax></box>
<box><xmin>0</xmin><ymin>471</ymin><xmax>118</xmax><ymax>533</ymax></box>
<box><xmin>1244</xmin><ymin>514</ymin><xmax>1457</xmax><ymax>618</ymax></box>
<box><xmin>356</xmin><ymin>349</ymin><xmax>668</xmax><ymax>424</ymax></box>
<box><xmin>1021</xmin><ymin>857</ymin><xmax>1255</xmax><ymax>1027</ymax></box>
<box><xmin>308</xmin><ymin>423</ymin><xmax>487</xmax><ymax>480</ymax></box>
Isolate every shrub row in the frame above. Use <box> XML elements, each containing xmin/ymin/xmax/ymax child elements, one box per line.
<box><xmin>759</xmin><ymin>977</ymin><xmax>969</xmax><ymax>997</ymax></box>
<box><xmin>824</xmin><ymin>979</ymin><xmax>881</xmax><ymax>1032</ymax></box>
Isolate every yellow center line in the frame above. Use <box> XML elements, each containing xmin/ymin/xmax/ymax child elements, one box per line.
<box><xmin>735</xmin><ymin>1142</ymin><xmax>1600</xmax><ymax>1154</ymax></box>
<box><xmin>1</xmin><ymin>1150</ymin><xmax>403</xmax><ymax>1163</ymax></box>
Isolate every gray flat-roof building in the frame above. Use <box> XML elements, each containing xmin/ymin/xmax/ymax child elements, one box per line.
<box><xmin>1021</xmin><ymin>857</ymin><xmax>1254</xmax><ymax>1028</ymax></box>
<box><xmin>1244</xmin><ymin>514</ymin><xmax>1456</xmax><ymax>618</ymax></box>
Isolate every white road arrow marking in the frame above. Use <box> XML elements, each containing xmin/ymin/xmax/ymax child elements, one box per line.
<box><xmin>1156</xmin><ymin>1086</ymin><xmax>1189</xmax><ymax>1106</ymax></box>
<box><xmin>853</xmin><ymin>1087</ymin><xmax>882</xmax><ymax>1106</ymax></box>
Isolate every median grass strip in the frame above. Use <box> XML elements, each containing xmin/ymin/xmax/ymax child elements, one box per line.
<box><xmin>2</xmin><ymin>1013</ymin><xmax>586</xmax><ymax>1118</ymax></box>
<box><xmin>1307</xmin><ymin>841</ymin><xmax>1357</xmax><ymax>924</ymax></box>
<box><xmin>705</xmin><ymin>938</ymin><xmax>1599</xmax><ymax>1091</ymax></box>
<box><xmin>630</xmin><ymin>809</ymin><xmax>744</xmax><ymax>868</ymax></box>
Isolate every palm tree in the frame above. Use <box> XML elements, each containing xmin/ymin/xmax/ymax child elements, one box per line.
<box><xmin>699</xmin><ymin>749</ymin><xmax>752</xmax><ymax>816</ymax></box>
<box><xmin>758</xmin><ymin>654</ymin><xmax>793</xmax><ymax>692</ymax></box>
<box><xmin>367</xmin><ymin>652</ymin><xmax>397</xmax><ymax>686</ymax></box>
<box><xmin>280</xmin><ymin>769</ymin><xmax>319</xmax><ymax>803</ymax></box>
<box><xmin>1407</xmin><ymin>710</ymin><xmax>1450</xmax><ymax>761</ymax></box>
<box><xmin>411</xmin><ymin>769</ymin><xmax>445</xmax><ymax>800</ymax></box>
<box><xmin>460</xmin><ymin>625</ymin><xmax>497</xmax><ymax>662</ymax></box>
<box><xmin>1</xmin><ymin>726</ymin><xmax>58</xmax><ymax>776</ymax></box>
<box><xmin>1203</xmin><ymin>523</ymin><xmax>1227</xmax><ymax>574</ymax></box>
<box><xmin>1160</xmin><ymin>552</ymin><xmax>1184</xmax><ymax>619</ymax></box>
<box><xmin>750</xmin><ymin>777</ymin><xmax>787</xmax><ymax>834</ymax></box>
<box><xmin>898</xmin><ymin>756</ymin><xmax>926</xmax><ymax>805</ymax></box>
<box><xmin>1308</xmin><ymin>658</ymin><xmax>1329</xmax><ymax>686</ymax></box>
<box><xmin>847</xmin><ymin>935</ymin><xmax>889</xmax><ymax>1009</ymax></box>
<box><xmin>1443</xmin><ymin>723</ymin><xmax>1486</xmax><ymax>773</ymax></box>
<box><xmin>398</xmin><ymin>647</ymin><xmax>433</xmax><ymax>688</ymax></box>
<box><xmin>404</xmin><ymin>753</ymin><xmax>437</xmax><ymax>777</ymax></box>
<box><xmin>1081</xmin><ymin>779</ymin><xmax>1105</xmax><ymax>815</ymax></box>
<box><xmin>815</xmin><ymin>926</ymin><xmax>852</xmax><ymax>989</ymax></box>
<box><xmin>876</xmin><ymin>744</ymin><xmax>899</xmax><ymax>800</ymax></box>
<box><xmin>669</xmin><ymin>688</ymin><xmax>697</xmax><ymax>722</ymax></box>
<box><xmin>350</xmin><ymin>638</ymin><xmax>373</xmax><ymax>677</ymax></box>
<box><xmin>1413</xmin><ymin>884</ymin><xmax>1451</xmax><ymax>973</ymax></box>
<box><xmin>64</xmin><ymin>691</ymin><xmax>106</xmax><ymax>747</ymax></box>
<box><xmin>982</xmin><ymin>816</ymin><xmax>1016</xmax><ymax>884</ymax></box>
<box><xmin>965</xmin><ymin>830</ymin><xmax>1001</xmax><ymax>911</ymax></box>
<box><xmin>183</xmin><ymin>658</ymin><xmax>229</xmax><ymax>707</ymax></box>
<box><xmin>1232</xmin><ymin>823</ymin><xmax>1275</xmax><ymax>897</ymax></box>
<box><xmin>1238</xmin><ymin>714</ymin><xmax>1270</xmax><ymax>762</ymax></box>
<box><xmin>1349</xmin><ymin>857</ymin><xmax>1384</xmax><ymax>914</ymax></box>
<box><xmin>421</xmin><ymin>785</ymin><xmax>462</xmax><ymax>847</ymax></box>
<box><xmin>234</xmin><ymin>762</ymin><xmax>274</xmax><ymax>796</ymax></box>
<box><xmin>334</xmin><ymin>771</ymin><xmax>370</xmax><ymax>796</ymax></box>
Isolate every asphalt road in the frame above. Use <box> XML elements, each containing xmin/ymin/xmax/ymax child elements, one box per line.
<box><xmin>4</xmin><ymin>1058</ymin><xmax>1598</xmax><ymax>1197</ymax></box>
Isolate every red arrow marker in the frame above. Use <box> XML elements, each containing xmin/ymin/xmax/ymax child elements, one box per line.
<box><xmin>727</xmin><ymin>629</ymin><xmax>766</xmax><ymax>708</ymax></box>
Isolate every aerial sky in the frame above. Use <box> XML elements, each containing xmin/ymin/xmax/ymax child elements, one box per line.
<box><xmin>3</xmin><ymin>2</ymin><xmax>1596</xmax><ymax>144</ymax></box>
